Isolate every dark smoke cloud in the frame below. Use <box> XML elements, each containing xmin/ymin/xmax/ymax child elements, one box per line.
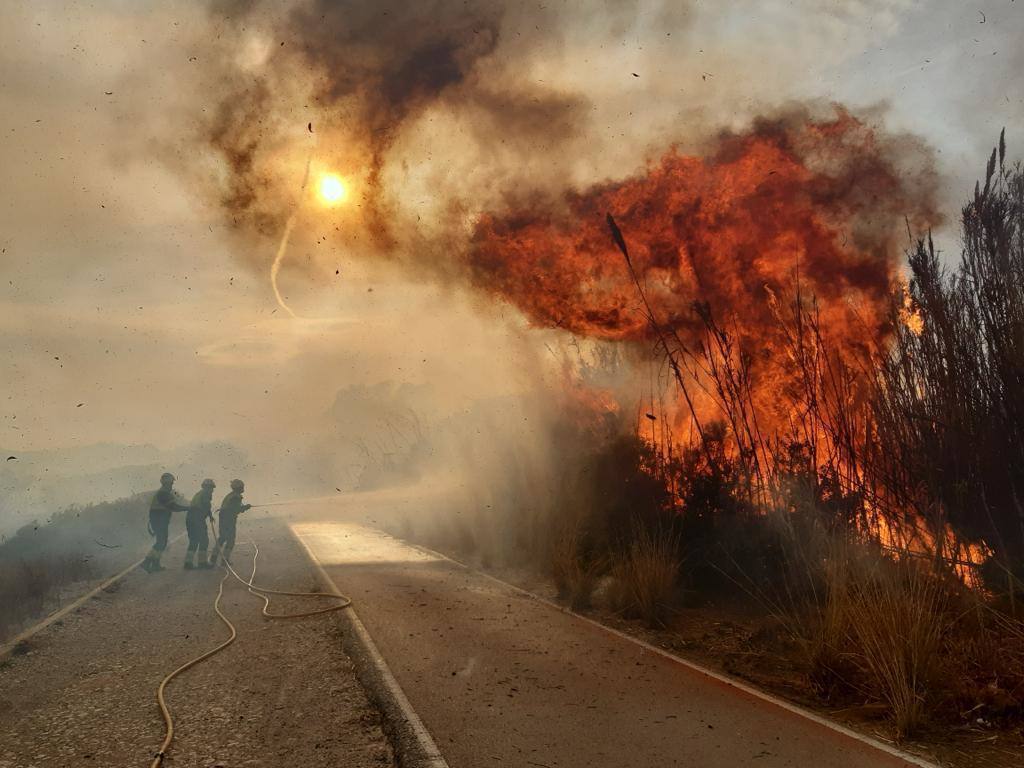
<box><xmin>286</xmin><ymin>0</ymin><xmax>503</xmax><ymax>238</ymax></box>
<box><xmin>187</xmin><ymin>0</ymin><xmax>945</xmax><ymax>326</ymax></box>
<box><xmin>291</xmin><ymin>1</ymin><xmax>501</xmax><ymax>122</ymax></box>
<box><xmin>208</xmin><ymin>79</ymin><xmax>275</xmax><ymax>233</ymax></box>
<box><xmin>200</xmin><ymin>0</ymin><xmax>596</xmax><ymax>248</ymax></box>
<box><xmin>193</xmin><ymin>0</ymin><xmax>692</xmax><ymax>261</ymax></box>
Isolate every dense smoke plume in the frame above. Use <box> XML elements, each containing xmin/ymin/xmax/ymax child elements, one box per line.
<box><xmin>188</xmin><ymin>1</ymin><xmax>945</xmax><ymax>449</ymax></box>
<box><xmin>6</xmin><ymin>0</ymin><xmax>1020</xmax><ymax>478</ymax></box>
<box><xmin>201</xmin><ymin>0</ymin><xmax>596</xmax><ymax>249</ymax></box>
<box><xmin>196</xmin><ymin>3</ymin><xmax>941</xmax><ymax>330</ymax></box>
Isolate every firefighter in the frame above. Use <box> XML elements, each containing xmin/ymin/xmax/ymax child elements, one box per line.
<box><xmin>209</xmin><ymin>479</ymin><xmax>251</xmax><ymax>567</ymax></box>
<box><xmin>142</xmin><ymin>472</ymin><xmax>190</xmax><ymax>573</ymax></box>
<box><xmin>185</xmin><ymin>479</ymin><xmax>216</xmax><ymax>570</ymax></box>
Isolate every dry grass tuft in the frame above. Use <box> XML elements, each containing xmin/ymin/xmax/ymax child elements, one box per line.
<box><xmin>747</xmin><ymin>537</ymin><xmax>953</xmax><ymax>737</ymax></box>
<box><xmin>608</xmin><ymin>528</ymin><xmax>682</xmax><ymax>628</ymax></box>
<box><xmin>0</xmin><ymin>554</ymin><xmax>94</xmax><ymax>640</ymax></box>
<box><xmin>838</xmin><ymin>556</ymin><xmax>950</xmax><ymax>739</ymax></box>
<box><xmin>550</xmin><ymin>511</ymin><xmax>603</xmax><ymax>611</ymax></box>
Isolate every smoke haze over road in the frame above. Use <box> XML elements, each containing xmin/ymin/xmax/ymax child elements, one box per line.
<box><xmin>1</xmin><ymin>1</ymin><xmax>1021</xmax><ymax>523</ymax></box>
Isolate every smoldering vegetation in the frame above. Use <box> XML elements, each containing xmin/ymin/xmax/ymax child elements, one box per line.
<box><xmin>394</xmin><ymin>141</ymin><xmax>1024</xmax><ymax>745</ymax></box>
<box><xmin>0</xmin><ymin>442</ymin><xmax>254</xmax><ymax>641</ymax></box>
<box><xmin>0</xmin><ymin>442</ymin><xmax>249</xmax><ymax>533</ymax></box>
<box><xmin>0</xmin><ymin>495</ymin><xmax>151</xmax><ymax>642</ymax></box>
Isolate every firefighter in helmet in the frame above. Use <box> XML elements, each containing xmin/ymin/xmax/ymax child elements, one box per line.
<box><xmin>185</xmin><ymin>478</ymin><xmax>216</xmax><ymax>570</ymax></box>
<box><xmin>142</xmin><ymin>472</ymin><xmax>190</xmax><ymax>573</ymax></box>
<box><xmin>210</xmin><ymin>479</ymin><xmax>251</xmax><ymax>567</ymax></box>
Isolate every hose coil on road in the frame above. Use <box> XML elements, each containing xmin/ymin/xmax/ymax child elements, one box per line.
<box><xmin>150</xmin><ymin>523</ymin><xmax>351</xmax><ymax>767</ymax></box>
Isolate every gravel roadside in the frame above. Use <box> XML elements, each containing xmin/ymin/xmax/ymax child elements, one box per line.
<box><xmin>0</xmin><ymin>515</ymin><xmax>394</xmax><ymax>768</ymax></box>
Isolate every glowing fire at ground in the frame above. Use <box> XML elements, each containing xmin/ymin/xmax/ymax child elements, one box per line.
<box><xmin>469</xmin><ymin>108</ymin><xmax>958</xmax><ymax>572</ymax></box>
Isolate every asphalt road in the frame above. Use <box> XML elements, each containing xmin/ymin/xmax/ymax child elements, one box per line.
<box><xmin>293</xmin><ymin>518</ymin><xmax>930</xmax><ymax>768</ymax></box>
<box><xmin>0</xmin><ymin>517</ymin><xmax>392</xmax><ymax>768</ymax></box>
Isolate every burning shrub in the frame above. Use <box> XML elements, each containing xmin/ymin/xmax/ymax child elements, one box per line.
<box><xmin>582</xmin><ymin>434</ymin><xmax>676</xmax><ymax>550</ymax></box>
<box><xmin>874</xmin><ymin>136</ymin><xmax>1024</xmax><ymax>586</ymax></box>
<box><xmin>671</xmin><ymin>423</ymin><xmax>777</xmax><ymax>594</ymax></box>
<box><xmin>426</xmin><ymin>130</ymin><xmax>1024</xmax><ymax>740</ymax></box>
<box><xmin>548</xmin><ymin>430</ymin><xmax>676</xmax><ymax>612</ymax></box>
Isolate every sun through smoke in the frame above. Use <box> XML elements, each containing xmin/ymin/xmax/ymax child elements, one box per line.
<box><xmin>319</xmin><ymin>174</ymin><xmax>347</xmax><ymax>205</ymax></box>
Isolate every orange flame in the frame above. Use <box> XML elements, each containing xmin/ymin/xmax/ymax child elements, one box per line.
<box><xmin>470</xmin><ymin>108</ymin><xmax>939</xmax><ymax>442</ymax></box>
<box><xmin>468</xmin><ymin>107</ymin><xmax>962</xmax><ymax>572</ymax></box>
<box><xmin>470</xmin><ymin>109</ymin><xmax>935</xmax><ymax>351</ymax></box>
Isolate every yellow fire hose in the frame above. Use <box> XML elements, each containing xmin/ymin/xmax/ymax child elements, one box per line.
<box><xmin>150</xmin><ymin>569</ymin><xmax>234</xmax><ymax>768</ymax></box>
<box><xmin>149</xmin><ymin>517</ymin><xmax>351</xmax><ymax>767</ymax></box>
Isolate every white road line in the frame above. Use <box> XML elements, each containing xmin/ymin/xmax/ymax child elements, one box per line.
<box><xmin>290</xmin><ymin>527</ymin><xmax>450</xmax><ymax>768</ymax></box>
<box><xmin>402</xmin><ymin>537</ymin><xmax>941</xmax><ymax>768</ymax></box>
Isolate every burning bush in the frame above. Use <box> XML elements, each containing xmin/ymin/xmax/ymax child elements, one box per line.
<box><xmin>874</xmin><ymin>136</ymin><xmax>1024</xmax><ymax>588</ymax></box>
<box><xmin>426</xmin><ymin>125</ymin><xmax>1024</xmax><ymax>739</ymax></box>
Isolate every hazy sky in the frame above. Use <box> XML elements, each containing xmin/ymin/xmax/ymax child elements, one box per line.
<box><xmin>1</xmin><ymin>0</ymin><xmax>1021</xmax><ymax>455</ymax></box>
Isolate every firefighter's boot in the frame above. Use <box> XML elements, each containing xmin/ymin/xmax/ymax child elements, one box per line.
<box><xmin>141</xmin><ymin>548</ymin><xmax>160</xmax><ymax>573</ymax></box>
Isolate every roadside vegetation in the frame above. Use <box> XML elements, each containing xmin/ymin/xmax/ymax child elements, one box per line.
<box><xmin>0</xmin><ymin>495</ymin><xmax>151</xmax><ymax>641</ymax></box>
<box><xmin>414</xmin><ymin>138</ymin><xmax>1024</xmax><ymax>750</ymax></box>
